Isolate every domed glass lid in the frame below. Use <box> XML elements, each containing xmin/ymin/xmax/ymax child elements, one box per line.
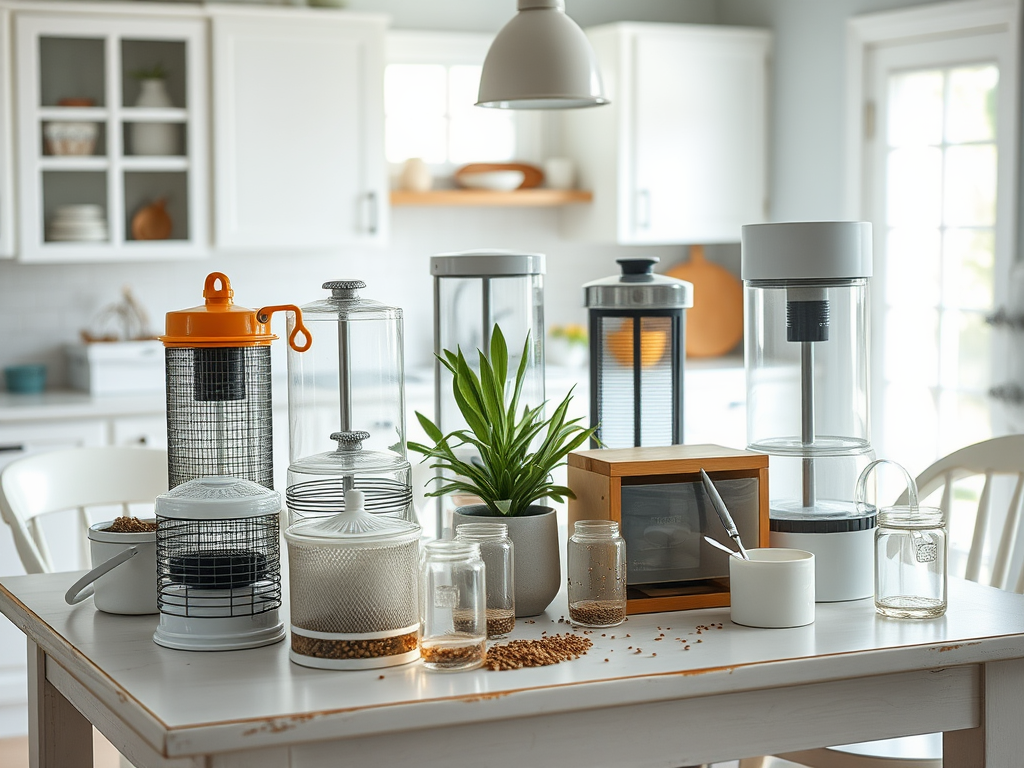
<box><xmin>285</xmin><ymin>489</ymin><xmax>419</xmax><ymax>542</ymax></box>
<box><xmin>156</xmin><ymin>476</ymin><xmax>281</xmax><ymax>520</ymax></box>
<box><xmin>287</xmin><ymin>431</ymin><xmax>410</xmax><ymax>476</ymax></box>
<box><xmin>299</xmin><ymin>279</ymin><xmax>402</xmax><ymax>322</ymax></box>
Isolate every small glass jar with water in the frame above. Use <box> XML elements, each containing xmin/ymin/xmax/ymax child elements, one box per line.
<box><xmin>859</xmin><ymin>459</ymin><xmax>947</xmax><ymax>619</ymax></box>
<box><xmin>875</xmin><ymin>505</ymin><xmax>947</xmax><ymax>618</ymax></box>
<box><xmin>419</xmin><ymin>540</ymin><xmax>487</xmax><ymax>670</ymax></box>
<box><xmin>455</xmin><ymin>522</ymin><xmax>515</xmax><ymax>638</ymax></box>
<box><xmin>567</xmin><ymin>520</ymin><xmax>627</xmax><ymax>627</ymax></box>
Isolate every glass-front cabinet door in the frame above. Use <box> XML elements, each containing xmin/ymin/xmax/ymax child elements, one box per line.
<box><xmin>15</xmin><ymin>13</ymin><xmax>208</xmax><ymax>262</ymax></box>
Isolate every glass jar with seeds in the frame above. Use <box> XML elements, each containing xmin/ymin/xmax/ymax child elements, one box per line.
<box><xmin>567</xmin><ymin>520</ymin><xmax>627</xmax><ymax>627</ymax></box>
<box><xmin>456</xmin><ymin>522</ymin><xmax>515</xmax><ymax>638</ymax></box>
<box><xmin>419</xmin><ymin>540</ymin><xmax>487</xmax><ymax>670</ymax></box>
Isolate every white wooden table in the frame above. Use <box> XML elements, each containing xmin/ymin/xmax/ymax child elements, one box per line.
<box><xmin>2</xmin><ymin>573</ymin><xmax>1023</xmax><ymax>768</ymax></box>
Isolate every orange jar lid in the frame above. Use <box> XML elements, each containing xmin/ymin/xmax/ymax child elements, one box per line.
<box><xmin>160</xmin><ymin>272</ymin><xmax>311</xmax><ymax>351</ymax></box>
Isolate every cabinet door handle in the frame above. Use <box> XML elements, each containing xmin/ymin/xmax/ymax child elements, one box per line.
<box><xmin>367</xmin><ymin>191</ymin><xmax>379</xmax><ymax>236</ymax></box>
<box><xmin>636</xmin><ymin>189</ymin><xmax>651</xmax><ymax>230</ymax></box>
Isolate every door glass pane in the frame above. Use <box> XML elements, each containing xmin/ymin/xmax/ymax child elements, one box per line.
<box><xmin>943</xmin><ymin>144</ymin><xmax>997</xmax><ymax>226</ymax></box>
<box><xmin>887</xmin><ymin>227</ymin><xmax>940</xmax><ymax>308</ymax></box>
<box><xmin>887</xmin><ymin>147</ymin><xmax>942</xmax><ymax>226</ymax></box>
<box><xmin>942</xmin><ymin>229</ymin><xmax>994</xmax><ymax>310</ymax></box>
<box><xmin>946</xmin><ymin>65</ymin><xmax>998</xmax><ymax>143</ymax></box>
<box><xmin>888</xmin><ymin>69</ymin><xmax>943</xmax><ymax>146</ymax></box>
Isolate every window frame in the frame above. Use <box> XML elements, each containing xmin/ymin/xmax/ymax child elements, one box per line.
<box><xmin>384</xmin><ymin>30</ymin><xmax>545</xmax><ymax>177</ymax></box>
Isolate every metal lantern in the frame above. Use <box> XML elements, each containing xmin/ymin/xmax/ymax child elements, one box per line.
<box><xmin>585</xmin><ymin>258</ymin><xmax>693</xmax><ymax>448</ymax></box>
<box><xmin>161</xmin><ymin>272</ymin><xmax>309</xmax><ymax>489</ymax></box>
<box><xmin>153</xmin><ymin>476</ymin><xmax>285</xmax><ymax>651</ymax></box>
<box><xmin>285</xmin><ymin>430</ymin><xmax>415</xmax><ymax>526</ymax></box>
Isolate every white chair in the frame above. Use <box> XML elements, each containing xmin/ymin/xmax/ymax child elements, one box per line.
<box><xmin>742</xmin><ymin>434</ymin><xmax>1024</xmax><ymax>768</ymax></box>
<box><xmin>0</xmin><ymin>446</ymin><xmax>168</xmax><ymax>573</ymax></box>
<box><xmin>0</xmin><ymin>446</ymin><xmax>167</xmax><ymax>768</ymax></box>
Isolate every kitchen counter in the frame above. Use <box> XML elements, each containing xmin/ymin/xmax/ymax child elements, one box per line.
<box><xmin>0</xmin><ymin>390</ymin><xmax>165</xmax><ymax>424</ymax></box>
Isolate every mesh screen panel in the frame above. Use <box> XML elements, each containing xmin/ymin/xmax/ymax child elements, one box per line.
<box><xmin>286</xmin><ymin>477</ymin><xmax>413</xmax><ymax>520</ymax></box>
<box><xmin>288</xmin><ymin>538</ymin><xmax>419</xmax><ymax>633</ymax></box>
<box><xmin>156</xmin><ymin>514</ymin><xmax>281</xmax><ymax>617</ymax></box>
<box><xmin>166</xmin><ymin>346</ymin><xmax>274</xmax><ymax>489</ymax></box>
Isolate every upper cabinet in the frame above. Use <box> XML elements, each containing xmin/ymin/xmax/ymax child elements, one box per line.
<box><xmin>561</xmin><ymin>23</ymin><xmax>771</xmax><ymax>245</ymax></box>
<box><xmin>14</xmin><ymin>11</ymin><xmax>209</xmax><ymax>263</ymax></box>
<box><xmin>211</xmin><ymin>8</ymin><xmax>387</xmax><ymax>249</ymax></box>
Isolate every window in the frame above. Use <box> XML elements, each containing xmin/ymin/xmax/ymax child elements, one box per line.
<box><xmin>849</xmin><ymin>4</ymin><xmax>1019</xmax><ymax>476</ymax></box>
<box><xmin>385</xmin><ymin>32</ymin><xmax>524</xmax><ymax>172</ymax></box>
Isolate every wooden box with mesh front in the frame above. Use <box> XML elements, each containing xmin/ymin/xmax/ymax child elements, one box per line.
<box><xmin>567</xmin><ymin>444</ymin><xmax>769</xmax><ymax>614</ymax></box>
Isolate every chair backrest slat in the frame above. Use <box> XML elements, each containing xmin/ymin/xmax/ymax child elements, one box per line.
<box><xmin>964</xmin><ymin>472</ymin><xmax>992</xmax><ymax>584</ymax></box>
<box><xmin>991</xmin><ymin>473</ymin><xmax>1024</xmax><ymax>590</ymax></box>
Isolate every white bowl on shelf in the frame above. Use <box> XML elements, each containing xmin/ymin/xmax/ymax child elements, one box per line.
<box><xmin>43</xmin><ymin>122</ymin><xmax>99</xmax><ymax>156</ymax></box>
<box><xmin>457</xmin><ymin>170</ymin><xmax>525</xmax><ymax>191</ymax></box>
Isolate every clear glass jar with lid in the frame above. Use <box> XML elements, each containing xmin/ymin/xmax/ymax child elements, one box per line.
<box><xmin>419</xmin><ymin>540</ymin><xmax>487</xmax><ymax>671</ymax></box>
<box><xmin>859</xmin><ymin>460</ymin><xmax>947</xmax><ymax>619</ymax></box>
<box><xmin>285</xmin><ymin>430</ymin><xmax>414</xmax><ymax>526</ymax></box>
<box><xmin>455</xmin><ymin>522</ymin><xmax>515</xmax><ymax>638</ymax></box>
<box><xmin>567</xmin><ymin>520</ymin><xmax>627</xmax><ymax>627</ymax></box>
<box><xmin>287</xmin><ymin>280</ymin><xmax>405</xmax><ymax>465</ymax></box>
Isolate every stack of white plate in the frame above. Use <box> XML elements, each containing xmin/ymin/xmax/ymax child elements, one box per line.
<box><xmin>48</xmin><ymin>204</ymin><xmax>108</xmax><ymax>242</ymax></box>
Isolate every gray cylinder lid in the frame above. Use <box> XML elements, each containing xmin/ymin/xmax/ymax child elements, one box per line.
<box><xmin>742</xmin><ymin>222</ymin><xmax>873</xmax><ymax>282</ymax></box>
<box><xmin>584</xmin><ymin>257</ymin><xmax>694</xmax><ymax>310</ymax></box>
<box><xmin>431</xmin><ymin>250</ymin><xmax>545</xmax><ymax>277</ymax></box>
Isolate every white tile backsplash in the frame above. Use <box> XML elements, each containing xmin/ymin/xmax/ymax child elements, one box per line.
<box><xmin>0</xmin><ymin>208</ymin><xmax>726</xmax><ymax>389</ymax></box>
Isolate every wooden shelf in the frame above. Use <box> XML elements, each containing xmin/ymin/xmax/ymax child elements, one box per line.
<box><xmin>390</xmin><ymin>189</ymin><xmax>593</xmax><ymax>207</ymax></box>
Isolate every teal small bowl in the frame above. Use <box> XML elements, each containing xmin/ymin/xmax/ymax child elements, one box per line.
<box><xmin>4</xmin><ymin>364</ymin><xmax>47</xmax><ymax>394</ymax></box>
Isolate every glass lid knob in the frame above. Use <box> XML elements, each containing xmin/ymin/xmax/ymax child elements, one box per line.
<box><xmin>331</xmin><ymin>430</ymin><xmax>370</xmax><ymax>451</ymax></box>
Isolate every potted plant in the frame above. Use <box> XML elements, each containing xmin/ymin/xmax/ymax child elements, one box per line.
<box><xmin>410</xmin><ymin>324</ymin><xmax>598</xmax><ymax>616</ymax></box>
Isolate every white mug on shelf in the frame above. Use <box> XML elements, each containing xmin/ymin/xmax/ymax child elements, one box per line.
<box><xmin>543</xmin><ymin>157</ymin><xmax>576</xmax><ymax>190</ymax></box>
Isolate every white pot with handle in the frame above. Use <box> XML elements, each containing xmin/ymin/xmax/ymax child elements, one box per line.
<box><xmin>65</xmin><ymin>522</ymin><xmax>158</xmax><ymax>615</ymax></box>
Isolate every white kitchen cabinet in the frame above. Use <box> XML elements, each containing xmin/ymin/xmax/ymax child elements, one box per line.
<box><xmin>14</xmin><ymin>10</ymin><xmax>208</xmax><ymax>263</ymax></box>
<box><xmin>0</xmin><ymin>8</ymin><xmax>14</xmax><ymax>259</ymax></box>
<box><xmin>561</xmin><ymin>23</ymin><xmax>771</xmax><ymax>245</ymax></box>
<box><xmin>211</xmin><ymin>8</ymin><xmax>388</xmax><ymax>249</ymax></box>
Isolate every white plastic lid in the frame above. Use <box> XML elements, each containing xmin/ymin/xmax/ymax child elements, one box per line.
<box><xmin>156</xmin><ymin>476</ymin><xmax>281</xmax><ymax>520</ymax></box>
<box><xmin>741</xmin><ymin>222</ymin><xmax>873</xmax><ymax>281</ymax></box>
<box><xmin>431</xmin><ymin>250</ymin><xmax>545</xmax><ymax>277</ymax></box>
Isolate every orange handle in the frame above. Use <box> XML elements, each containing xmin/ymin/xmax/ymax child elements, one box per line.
<box><xmin>203</xmin><ymin>272</ymin><xmax>234</xmax><ymax>303</ymax></box>
<box><xmin>257</xmin><ymin>305</ymin><xmax>312</xmax><ymax>352</ymax></box>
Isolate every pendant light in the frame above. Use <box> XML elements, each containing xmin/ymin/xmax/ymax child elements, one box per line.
<box><xmin>477</xmin><ymin>0</ymin><xmax>609</xmax><ymax>109</ymax></box>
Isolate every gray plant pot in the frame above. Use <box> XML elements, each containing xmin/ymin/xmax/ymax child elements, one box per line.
<box><xmin>453</xmin><ymin>505</ymin><xmax>560</xmax><ymax>618</ymax></box>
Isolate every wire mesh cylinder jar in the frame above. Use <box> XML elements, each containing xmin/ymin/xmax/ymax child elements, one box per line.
<box><xmin>584</xmin><ymin>258</ymin><xmax>693</xmax><ymax>449</ymax></box>
<box><xmin>153</xmin><ymin>475</ymin><xmax>285</xmax><ymax>651</ymax></box>
<box><xmin>285</xmin><ymin>430</ymin><xmax>414</xmax><ymax>526</ymax></box>
<box><xmin>161</xmin><ymin>272</ymin><xmax>310</xmax><ymax>489</ymax></box>
<box><xmin>287</xmin><ymin>280</ymin><xmax>406</xmax><ymax>466</ymax></box>
<box><xmin>285</xmin><ymin>489</ymin><xmax>421</xmax><ymax>670</ymax></box>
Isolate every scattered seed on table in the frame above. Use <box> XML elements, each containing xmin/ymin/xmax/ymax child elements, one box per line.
<box><xmin>697</xmin><ymin>639</ymin><xmax>702</xmax><ymax>643</ymax></box>
<box><xmin>378</xmin><ymin>675</ymin><xmax>384</xmax><ymax>680</ymax></box>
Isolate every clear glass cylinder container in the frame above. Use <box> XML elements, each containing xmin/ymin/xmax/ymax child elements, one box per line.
<box><xmin>584</xmin><ymin>257</ymin><xmax>693</xmax><ymax>449</ymax></box>
<box><xmin>287</xmin><ymin>280</ymin><xmax>405</xmax><ymax>465</ymax></box>
<box><xmin>419</xmin><ymin>540</ymin><xmax>487</xmax><ymax>671</ymax></box>
<box><xmin>430</xmin><ymin>251</ymin><xmax>545</xmax><ymax>535</ymax></box>
<box><xmin>455</xmin><ymin>522</ymin><xmax>515</xmax><ymax>638</ymax></box>
<box><xmin>875</xmin><ymin>506</ymin><xmax>947</xmax><ymax>619</ymax></box>
<box><xmin>742</xmin><ymin>223</ymin><xmax>875</xmax><ymax>527</ymax></box>
<box><xmin>285</xmin><ymin>430</ymin><xmax>414</xmax><ymax>526</ymax></box>
<box><xmin>567</xmin><ymin>520</ymin><xmax>627</xmax><ymax>627</ymax></box>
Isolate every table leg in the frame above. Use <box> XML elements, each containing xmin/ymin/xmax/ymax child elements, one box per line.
<box><xmin>27</xmin><ymin>638</ymin><xmax>93</xmax><ymax>768</ymax></box>
<box><xmin>944</xmin><ymin>658</ymin><xmax>1024</xmax><ymax>767</ymax></box>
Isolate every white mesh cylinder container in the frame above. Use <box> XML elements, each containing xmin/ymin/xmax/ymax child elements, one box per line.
<box><xmin>285</xmin><ymin>489</ymin><xmax>421</xmax><ymax>670</ymax></box>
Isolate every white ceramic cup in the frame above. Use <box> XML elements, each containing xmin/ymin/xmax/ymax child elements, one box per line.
<box><xmin>65</xmin><ymin>521</ymin><xmax>158</xmax><ymax>615</ymax></box>
<box><xmin>543</xmin><ymin>157</ymin><xmax>576</xmax><ymax>190</ymax></box>
<box><xmin>729</xmin><ymin>548</ymin><xmax>815</xmax><ymax>628</ymax></box>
